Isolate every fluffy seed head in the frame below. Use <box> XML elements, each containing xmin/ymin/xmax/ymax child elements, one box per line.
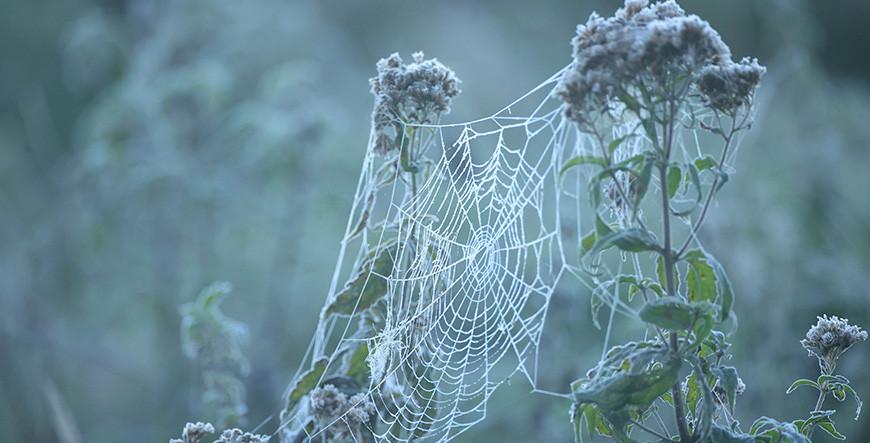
<box><xmin>369</xmin><ymin>52</ymin><xmax>461</xmax><ymax>155</ymax></box>
<box><xmin>170</xmin><ymin>422</ymin><xmax>215</xmax><ymax>443</ymax></box>
<box><xmin>213</xmin><ymin>428</ymin><xmax>270</xmax><ymax>443</ymax></box>
<box><xmin>309</xmin><ymin>384</ymin><xmax>348</xmax><ymax>423</ymax></box>
<box><xmin>555</xmin><ymin>0</ymin><xmax>761</xmax><ymax>125</ymax></box>
<box><xmin>698</xmin><ymin>57</ymin><xmax>766</xmax><ymax>112</ymax></box>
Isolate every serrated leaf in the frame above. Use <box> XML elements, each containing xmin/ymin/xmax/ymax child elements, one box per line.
<box><xmin>639</xmin><ymin>296</ymin><xmax>695</xmax><ymax>330</ymax></box>
<box><xmin>327</xmin><ymin>243</ymin><xmax>397</xmax><ymax>316</ymax></box>
<box><xmin>571</xmin><ymin>356</ymin><xmax>681</xmax><ymax>413</ymax></box>
<box><xmin>284</xmin><ymin>358</ymin><xmax>328</xmax><ymax>416</ymax></box>
<box><xmin>588</xmin><ymin>227</ymin><xmax>660</xmax><ymax>256</ymax></box>
<box><xmin>687</xmin><ymin>251</ymin><xmax>734</xmax><ymax>322</ymax></box>
<box><xmin>686</xmin><ymin>257</ymin><xmax>717</xmax><ymax>304</ymax></box>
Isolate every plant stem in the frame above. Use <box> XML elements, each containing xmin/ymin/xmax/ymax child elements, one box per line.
<box><xmin>659</xmin><ymin>97</ymin><xmax>692</xmax><ymax>443</ymax></box>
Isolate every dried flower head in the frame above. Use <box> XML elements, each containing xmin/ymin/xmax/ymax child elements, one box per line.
<box><xmin>556</xmin><ymin>0</ymin><xmax>762</xmax><ymax>126</ymax></box>
<box><xmin>369</xmin><ymin>51</ymin><xmax>461</xmax><ymax>155</ymax></box>
<box><xmin>346</xmin><ymin>393</ymin><xmax>376</xmax><ymax>425</ymax></box>
<box><xmin>309</xmin><ymin>384</ymin><xmax>348</xmax><ymax>423</ymax></box>
<box><xmin>308</xmin><ymin>385</ymin><xmax>375</xmax><ymax>441</ymax></box>
<box><xmin>170</xmin><ymin>422</ymin><xmax>215</xmax><ymax>443</ymax></box>
<box><xmin>213</xmin><ymin>428</ymin><xmax>270</xmax><ymax>443</ymax></box>
<box><xmin>801</xmin><ymin>315</ymin><xmax>867</xmax><ymax>372</ymax></box>
<box><xmin>698</xmin><ymin>57</ymin><xmax>766</xmax><ymax>112</ymax></box>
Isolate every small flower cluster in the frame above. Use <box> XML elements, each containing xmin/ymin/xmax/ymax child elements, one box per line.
<box><xmin>170</xmin><ymin>422</ymin><xmax>215</xmax><ymax>443</ymax></box>
<box><xmin>556</xmin><ymin>0</ymin><xmax>763</xmax><ymax>125</ymax></box>
<box><xmin>213</xmin><ymin>428</ymin><xmax>270</xmax><ymax>443</ymax></box>
<box><xmin>309</xmin><ymin>384</ymin><xmax>376</xmax><ymax>440</ymax></box>
<box><xmin>170</xmin><ymin>423</ymin><xmax>268</xmax><ymax>443</ymax></box>
<box><xmin>369</xmin><ymin>52</ymin><xmax>461</xmax><ymax>155</ymax></box>
<box><xmin>801</xmin><ymin>315</ymin><xmax>867</xmax><ymax>372</ymax></box>
<box><xmin>698</xmin><ymin>57</ymin><xmax>766</xmax><ymax>112</ymax></box>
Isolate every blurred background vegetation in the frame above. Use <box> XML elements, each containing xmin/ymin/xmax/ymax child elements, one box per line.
<box><xmin>1</xmin><ymin>0</ymin><xmax>868</xmax><ymax>441</ymax></box>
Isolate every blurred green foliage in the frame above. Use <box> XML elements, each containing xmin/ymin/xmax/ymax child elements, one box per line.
<box><xmin>0</xmin><ymin>0</ymin><xmax>868</xmax><ymax>442</ymax></box>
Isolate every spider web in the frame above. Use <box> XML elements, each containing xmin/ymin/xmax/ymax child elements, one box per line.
<box><xmin>281</xmin><ymin>67</ymin><xmax>595</xmax><ymax>442</ymax></box>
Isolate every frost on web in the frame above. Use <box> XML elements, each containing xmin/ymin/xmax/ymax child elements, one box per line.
<box><xmin>280</xmin><ymin>69</ymin><xmax>582</xmax><ymax>443</ymax></box>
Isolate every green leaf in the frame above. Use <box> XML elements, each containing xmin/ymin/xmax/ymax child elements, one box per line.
<box><xmin>816</xmin><ymin>418</ymin><xmax>846</xmax><ymax>440</ymax></box>
<box><xmin>595</xmin><ymin>214</ymin><xmax>614</xmax><ymax>236</ymax></box>
<box><xmin>786</xmin><ymin>379</ymin><xmax>820</xmax><ymax>394</ymax></box>
<box><xmin>284</xmin><ymin>358</ymin><xmax>328</xmax><ymax>416</ymax></box>
<box><xmin>686</xmin><ymin>371</ymin><xmax>702</xmax><ymax>416</ymax></box>
<box><xmin>694</xmin><ymin>155</ymin><xmax>717</xmax><ymax>172</ymax></box>
<box><xmin>607</xmin><ymin>134</ymin><xmax>635</xmax><ymax>156</ymax></box>
<box><xmin>817</xmin><ymin>374</ymin><xmax>850</xmax><ymax>387</ymax></box>
<box><xmin>750</xmin><ymin>417</ymin><xmax>811</xmax><ymax>443</ymax></box>
<box><xmin>632</xmin><ymin>154</ymin><xmax>655</xmax><ymax>209</ymax></box>
<box><xmin>581</xmin><ymin>230</ymin><xmax>597</xmax><ymax>255</ymax></box>
<box><xmin>639</xmin><ymin>296</ymin><xmax>695</xmax><ymax>330</ymax></box>
<box><xmin>686</xmin><ymin>256</ymin><xmax>717</xmax><ymax>304</ymax></box>
<box><xmin>617</xmin><ymin>90</ymin><xmax>641</xmax><ymax>114</ymax></box>
<box><xmin>688</xmin><ymin>358</ymin><xmax>714</xmax><ymax>442</ymax></box>
<box><xmin>641</xmin><ymin>117</ymin><xmax>658</xmax><ymax>148</ymax></box>
<box><xmin>691</xmin><ymin>308</ymin><xmax>716</xmax><ymax>347</ymax></box>
<box><xmin>326</xmin><ymin>243</ymin><xmax>397</xmax><ymax>316</ymax></box>
<box><xmin>561</xmin><ymin>155</ymin><xmax>608</xmax><ymax>176</ymax></box>
<box><xmin>571</xmin><ymin>356</ymin><xmax>681</xmax><ymax>413</ymax></box>
<box><xmin>685</xmin><ymin>251</ymin><xmax>734</xmax><ymax>322</ymax></box>
<box><xmin>571</xmin><ymin>404</ymin><xmax>597</xmax><ymax>443</ymax></box>
<box><xmin>667</xmin><ymin>165</ymin><xmax>682</xmax><ymax>199</ymax></box>
<box><xmin>344</xmin><ymin>343</ymin><xmax>370</xmax><ymax>386</ymax></box>
<box><xmin>711</xmin><ymin>366</ymin><xmax>740</xmax><ymax>415</ymax></box>
<box><xmin>588</xmin><ymin>228</ymin><xmax>660</xmax><ymax>256</ymax></box>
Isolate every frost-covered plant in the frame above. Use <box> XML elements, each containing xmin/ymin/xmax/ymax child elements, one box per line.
<box><xmin>369</xmin><ymin>51</ymin><xmax>461</xmax><ymax>156</ymax></box>
<box><xmin>279</xmin><ymin>52</ymin><xmax>461</xmax><ymax>443</ymax></box>
<box><xmin>180</xmin><ymin>282</ymin><xmax>251</xmax><ymax>428</ymax></box>
<box><xmin>170</xmin><ymin>422</ymin><xmax>269</xmax><ymax>443</ymax></box>
<box><xmin>171</xmin><ymin>422</ymin><xmax>216</xmax><ymax>443</ymax></box>
<box><xmin>557</xmin><ymin>1</ymin><xmax>863</xmax><ymax>442</ymax></box>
